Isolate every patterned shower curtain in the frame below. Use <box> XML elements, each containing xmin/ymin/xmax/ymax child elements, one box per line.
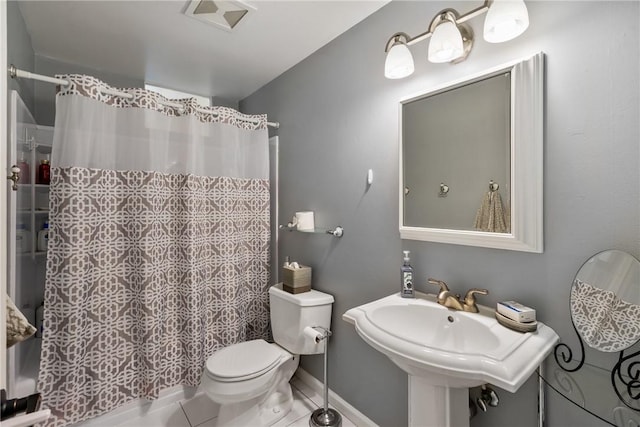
<box><xmin>38</xmin><ymin>75</ymin><xmax>271</xmax><ymax>426</ymax></box>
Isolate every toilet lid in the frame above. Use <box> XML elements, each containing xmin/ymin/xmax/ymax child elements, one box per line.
<box><xmin>205</xmin><ymin>339</ymin><xmax>285</xmax><ymax>382</ymax></box>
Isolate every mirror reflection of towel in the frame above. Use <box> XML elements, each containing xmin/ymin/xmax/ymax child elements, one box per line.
<box><xmin>474</xmin><ymin>191</ymin><xmax>508</xmax><ymax>233</ymax></box>
<box><xmin>6</xmin><ymin>294</ymin><xmax>37</xmax><ymax>348</ymax></box>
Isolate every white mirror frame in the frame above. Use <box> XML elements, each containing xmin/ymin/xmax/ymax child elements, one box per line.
<box><xmin>399</xmin><ymin>52</ymin><xmax>544</xmax><ymax>253</ymax></box>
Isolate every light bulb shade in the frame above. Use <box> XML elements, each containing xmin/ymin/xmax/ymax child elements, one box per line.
<box><xmin>428</xmin><ymin>20</ymin><xmax>464</xmax><ymax>63</ymax></box>
<box><xmin>385</xmin><ymin>42</ymin><xmax>415</xmax><ymax>79</ymax></box>
<box><xmin>484</xmin><ymin>0</ymin><xmax>529</xmax><ymax>43</ymax></box>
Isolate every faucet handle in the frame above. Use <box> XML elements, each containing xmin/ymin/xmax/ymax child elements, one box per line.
<box><xmin>427</xmin><ymin>278</ymin><xmax>450</xmax><ymax>293</ymax></box>
<box><xmin>464</xmin><ymin>288</ymin><xmax>488</xmax><ymax>306</ymax></box>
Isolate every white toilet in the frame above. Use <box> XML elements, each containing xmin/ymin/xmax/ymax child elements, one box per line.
<box><xmin>200</xmin><ymin>284</ymin><xmax>334</xmax><ymax>426</ymax></box>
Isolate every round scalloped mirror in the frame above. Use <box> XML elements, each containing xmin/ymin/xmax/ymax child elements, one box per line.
<box><xmin>570</xmin><ymin>250</ymin><xmax>640</xmax><ymax>352</ymax></box>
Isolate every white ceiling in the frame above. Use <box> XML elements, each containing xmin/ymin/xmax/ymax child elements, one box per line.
<box><xmin>18</xmin><ymin>1</ymin><xmax>389</xmax><ymax>102</ymax></box>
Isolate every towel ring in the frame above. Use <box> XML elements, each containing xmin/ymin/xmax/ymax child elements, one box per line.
<box><xmin>489</xmin><ymin>180</ymin><xmax>499</xmax><ymax>192</ymax></box>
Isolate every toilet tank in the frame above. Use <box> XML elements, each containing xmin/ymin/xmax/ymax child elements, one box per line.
<box><xmin>269</xmin><ymin>284</ymin><xmax>334</xmax><ymax>355</ymax></box>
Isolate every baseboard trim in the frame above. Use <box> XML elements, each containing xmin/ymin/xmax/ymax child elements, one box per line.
<box><xmin>294</xmin><ymin>367</ymin><xmax>378</xmax><ymax>427</ymax></box>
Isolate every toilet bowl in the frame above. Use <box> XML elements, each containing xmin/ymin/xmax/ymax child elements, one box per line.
<box><xmin>201</xmin><ymin>284</ymin><xmax>334</xmax><ymax>426</ymax></box>
<box><xmin>201</xmin><ymin>339</ymin><xmax>299</xmax><ymax>426</ymax></box>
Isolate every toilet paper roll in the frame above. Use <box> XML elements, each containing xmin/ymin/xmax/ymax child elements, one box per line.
<box><xmin>303</xmin><ymin>326</ymin><xmax>323</xmax><ymax>343</ymax></box>
<box><xmin>295</xmin><ymin>211</ymin><xmax>315</xmax><ymax>231</ymax></box>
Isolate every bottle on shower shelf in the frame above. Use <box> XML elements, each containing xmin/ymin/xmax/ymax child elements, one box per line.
<box><xmin>37</xmin><ymin>221</ymin><xmax>49</xmax><ymax>252</ymax></box>
<box><xmin>37</xmin><ymin>156</ymin><xmax>50</xmax><ymax>185</ymax></box>
<box><xmin>16</xmin><ymin>223</ymin><xmax>31</xmax><ymax>254</ymax></box>
<box><xmin>17</xmin><ymin>151</ymin><xmax>30</xmax><ymax>184</ymax></box>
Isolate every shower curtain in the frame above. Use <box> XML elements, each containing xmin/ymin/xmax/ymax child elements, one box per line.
<box><xmin>38</xmin><ymin>75</ymin><xmax>271</xmax><ymax>426</ymax></box>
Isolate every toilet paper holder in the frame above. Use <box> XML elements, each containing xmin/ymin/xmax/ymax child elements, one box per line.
<box><xmin>308</xmin><ymin>326</ymin><xmax>332</xmax><ymax>343</ymax></box>
<box><xmin>308</xmin><ymin>326</ymin><xmax>342</xmax><ymax>427</ymax></box>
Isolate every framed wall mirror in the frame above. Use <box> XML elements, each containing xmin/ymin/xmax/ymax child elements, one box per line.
<box><xmin>399</xmin><ymin>52</ymin><xmax>544</xmax><ymax>252</ymax></box>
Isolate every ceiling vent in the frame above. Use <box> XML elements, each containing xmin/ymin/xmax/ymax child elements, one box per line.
<box><xmin>184</xmin><ymin>0</ymin><xmax>255</xmax><ymax>32</ymax></box>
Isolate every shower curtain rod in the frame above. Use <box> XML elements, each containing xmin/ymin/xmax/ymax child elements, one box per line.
<box><xmin>9</xmin><ymin>65</ymin><xmax>280</xmax><ymax>129</ymax></box>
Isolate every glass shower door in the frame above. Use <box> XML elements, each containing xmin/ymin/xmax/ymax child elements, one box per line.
<box><xmin>6</xmin><ymin>90</ymin><xmax>52</xmax><ymax>398</ymax></box>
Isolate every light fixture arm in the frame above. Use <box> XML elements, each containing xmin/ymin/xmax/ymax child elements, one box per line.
<box><xmin>403</xmin><ymin>0</ymin><xmax>491</xmax><ymax>47</ymax></box>
<box><xmin>456</xmin><ymin>0</ymin><xmax>492</xmax><ymax>25</ymax></box>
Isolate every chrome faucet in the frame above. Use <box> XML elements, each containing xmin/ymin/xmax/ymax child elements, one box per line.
<box><xmin>427</xmin><ymin>278</ymin><xmax>488</xmax><ymax>313</ymax></box>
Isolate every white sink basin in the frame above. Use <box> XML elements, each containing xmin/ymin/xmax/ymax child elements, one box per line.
<box><xmin>343</xmin><ymin>292</ymin><xmax>559</xmax><ymax>392</ymax></box>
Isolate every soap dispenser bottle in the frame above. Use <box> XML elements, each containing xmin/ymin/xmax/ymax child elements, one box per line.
<box><xmin>400</xmin><ymin>250</ymin><xmax>415</xmax><ymax>298</ymax></box>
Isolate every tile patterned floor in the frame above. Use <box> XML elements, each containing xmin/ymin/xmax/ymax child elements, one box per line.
<box><xmin>112</xmin><ymin>377</ymin><xmax>357</xmax><ymax>427</ymax></box>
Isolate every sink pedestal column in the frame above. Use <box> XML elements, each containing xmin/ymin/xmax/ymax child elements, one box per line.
<box><xmin>409</xmin><ymin>376</ymin><xmax>469</xmax><ymax>427</ymax></box>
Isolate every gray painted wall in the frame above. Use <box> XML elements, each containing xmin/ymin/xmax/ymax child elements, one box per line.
<box><xmin>241</xmin><ymin>1</ymin><xmax>639</xmax><ymax>426</ymax></box>
<box><xmin>7</xmin><ymin>1</ymin><xmax>35</xmax><ymax>113</ymax></box>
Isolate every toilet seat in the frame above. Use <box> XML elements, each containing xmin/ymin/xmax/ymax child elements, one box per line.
<box><xmin>205</xmin><ymin>339</ymin><xmax>288</xmax><ymax>383</ymax></box>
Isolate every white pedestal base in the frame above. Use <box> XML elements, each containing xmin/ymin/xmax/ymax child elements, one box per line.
<box><xmin>408</xmin><ymin>376</ymin><xmax>470</xmax><ymax>427</ymax></box>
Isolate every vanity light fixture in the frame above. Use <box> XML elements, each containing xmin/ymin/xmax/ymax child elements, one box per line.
<box><xmin>384</xmin><ymin>33</ymin><xmax>415</xmax><ymax>79</ymax></box>
<box><xmin>484</xmin><ymin>0</ymin><xmax>529</xmax><ymax>43</ymax></box>
<box><xmin>384</xmin><ymin>0</ymin><xmax>529</xmax><ymax>79</ymax></box>
<box><xmin>427</xmin><ymin>10</ymin><xmax>472</xmax><ymax>64</ymax></box>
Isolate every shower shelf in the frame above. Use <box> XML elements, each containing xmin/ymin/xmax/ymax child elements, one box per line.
<box><xmin>279</xmin><ymin>224</ymin><xmax>344</xmax><ymax>238</ymax></box>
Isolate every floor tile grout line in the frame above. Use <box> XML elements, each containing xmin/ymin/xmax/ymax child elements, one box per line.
<box><xmin>179</xmin><ymin>398</ymin><xmax>219</xmax><ymax>427</ymax></box>
<box><xmin>193</xmin><ymin>416</ymin><xmax>218</xmax><ymax>427</ymax></box>
<box><xmin>291</xmin><ymin>382</ymin><xmax>321</xmax><ymax>408</ymax></box>
<box><xmin>178</xmin><ymin>401</ymin><xmax>194</xmax><ymax>427</ymax></box>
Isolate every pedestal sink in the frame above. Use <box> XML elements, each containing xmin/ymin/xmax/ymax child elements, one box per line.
<box><xmin>343</xmin><ymin>292</ymin><xmax>559</xmax><ymax>427</ymax></box>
